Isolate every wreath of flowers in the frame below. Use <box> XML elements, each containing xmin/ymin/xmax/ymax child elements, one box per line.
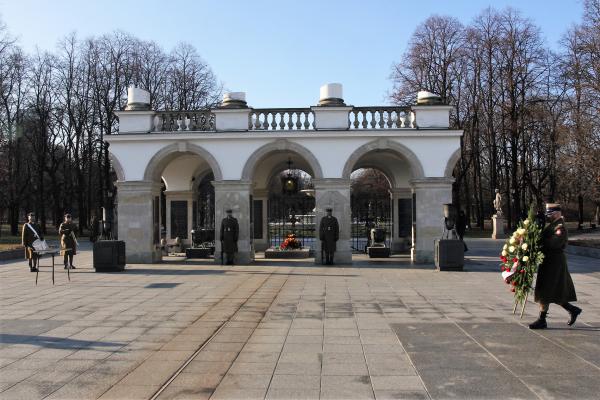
<box><xmin>499</xmin><ymin>205</ymin><xmax>545</xmax><ymax>316</ymax></box>
<box><xmin>280</xmin><ymin>233</ymin><xmax>302</xmax><ymax>250</ymax></box>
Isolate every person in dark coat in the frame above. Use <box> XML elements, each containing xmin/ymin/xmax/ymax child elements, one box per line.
<box><xmin>319</xmin><ymin>207</ymin><xmax>339</xmax><ymax>265</ymax></box>
<box><xmin>529</xmin><ymin>203</ymin><xmax>582</xmax><ymax>329</ymax></box>
<box><xmin>59</xmin><ymin>213</ymin><xmax>78</xmax><ymax>269</ymax></box>
<box><xmin>220</xmin><ymin>209</ymin><xmax>239</xmax><ymax>265</ymax></box>
<box><xmin>21</xmin><ymin>212</ymin><xmax>43</xmax><ymax>272</ymax></box>
<box><xmin>456</xmin><ymin>209</ymin><xmax>468</xmax><ymax>252</ymax></box>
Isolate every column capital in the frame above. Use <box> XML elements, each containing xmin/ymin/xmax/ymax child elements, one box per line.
<box><xmin>253</xmin><ymin>189</ymin><xmax>269</xmax><ymax>197</ymax></box>
<box><xmin>211</xmin><ymin>180</ymin><xmax>253</xmax><ymax>191</ymax></box>
<box><xmin>391</xmin><ymin>188</ymin><xmax>412</xmax><ymax>198</ymax></box>
<box><xmin>313</xmin><ymin>178</ymin><xmax>351</xmax><ymax>189</ymax></box>
<box><xmin>164</xmin><ymin>190</ymin><xmax>194</xmax><ymax>197</ymax></box>
<box><xmin>116</xmin><ymin>180</ymin><xmax>162</xmax><ymax>193</ymax></box>
<box><xmin>410</xmin><ymin>177</ymin><xmax>454</xmax><ymax>188</ymax></box>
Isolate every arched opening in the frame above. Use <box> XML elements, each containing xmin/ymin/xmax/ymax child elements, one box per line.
<box><xmin>266</xmin><ymin>166</ymin><xmax>315</xmax><ymax>253</ymax></box>
<box><xmin>346</xmin><ymin>147</ymin><xmax>415</xmax><ymax>258</ymax></box>
<box><xmin>144</xmin><ymin>144</ymin><xmax>221</xmax><ymax>259</ymax></box>
<box><xmin>245</xmin><ymin>144</ymin><xmax>321</xmax><ymax>259</ymax></box>
<box><xmin>350</xmin><ymin>168</ymin><xmax>393</xmax><ymax>253</ymax></box>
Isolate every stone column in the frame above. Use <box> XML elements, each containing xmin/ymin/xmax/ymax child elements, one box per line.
<box><xmin>116</xmin><ymin>181</ymin><xmax>162</xmax><ymax>263</ymax></box>
<box><xmin>410</xmin><ymin>178</ymin><xmax>453</xmax><ymax>263</ymax></box>
<box><xmin>252</xmin><ymin>189</ymin><xmax>269</xmax><ymax>252</ymax></box>
<box><xmin>213</xmin><ymin>181</ymin><xmax>254</xmax><ymax>264</ymax></box>
<box><xmin>165</xmin><ymin>191</ymin><xmax>194</xmax><ymax>246</ymax></box>
<box><xmin>313</xmin><ymin>178</ymin><xmax>352</xmax><ymax>264</ymax></box>
<box><xmin>391</xmin><ymin>188</ymin><xmax>412</xmax><ymax>253</ymax></box>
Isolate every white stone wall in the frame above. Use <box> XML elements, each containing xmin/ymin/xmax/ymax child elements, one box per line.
<box><xmin>108</xmin><ymin>101</ymin><xmax>462</xmax><ymax>264</ymax></box>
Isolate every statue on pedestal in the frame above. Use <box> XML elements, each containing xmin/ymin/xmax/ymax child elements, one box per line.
<box><xmin>493</xmin><ymin>189</ymin><xmax>503</xmax><ymax>217</ymax></box>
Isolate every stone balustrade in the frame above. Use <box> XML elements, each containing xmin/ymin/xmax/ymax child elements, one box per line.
<box><xmin>350</xmin><ymin>106</ymin><xmax>414</xmax><ymax>129</ymax></box>
<box><xmin>249</xmin><ymin>108</ymin><xmax>315</xmax><ymax>131</ymax></box>
<box><xmin>153</xmin><ymin>111</ymin><xmax>215</xmax><ymax>132</ymax></box>
<box><xmin>117</xmin><ymin>105</ymin><xmax>450</xmax><ymax>134</ymax></box>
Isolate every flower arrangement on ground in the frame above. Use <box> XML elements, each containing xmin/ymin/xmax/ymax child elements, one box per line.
<box><xmin>280</xmin><ymin>233</ymin><xmax>302</xmax><ymax>250</ymax></box>
<box><xmin>499</xmin><ymin>205</ymin><xmax>545</xmax><ymax>317</ymax></box>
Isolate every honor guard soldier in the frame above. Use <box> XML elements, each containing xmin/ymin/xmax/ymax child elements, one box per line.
<box><xmin>59</xmin><ymin>213</ymin><xmax>78</xmax><ymax>269</ymax></box>
<box><xmin>529</xmin><ymin>203</ymin><xmax>582</xmax><ymax>329</ymax></box>
<box><xmin>21</xmin><ymin>212</ymin><xmax>43</xmax><ymax>272</ymax></box>
<box><xmin>220</xmin><ymin>209</ymin><xmax>239</xmax><ymax>265</ymax></box>
<box><xmin>319</xmin><ymin>207</ymin><xmax>339</xmax><ymax>265</ymax></box>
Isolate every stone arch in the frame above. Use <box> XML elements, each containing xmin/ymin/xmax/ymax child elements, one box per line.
<box><xmin>342</xmin><ymin>139</ymin><xmax>425</xmax><ymax>180</ymax></box>
<box><xmin>444</xmin><ymin>147</ymin><xmax>462</xmax><ymax>178</ymax></box>
<box><xmin>109</xmin><ymin>152</ymin><xmax>126</xmax><ymax>181</ymax></box>
<box><xmin>241</xmin><ymin>139</ymin><xmax>324</xmax><ymax>181</ymax></box>
<box><xmin>349</xmin><ymin>162</ymin><xmax>396</xmax><ymax>188</ymax></box>
<box><xmin>143</xmin><ymin>142</ymin><xmax>223</xmax><ymax>182</ymax></box>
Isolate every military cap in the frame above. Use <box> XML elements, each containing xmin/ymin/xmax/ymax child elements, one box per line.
<box><xmin>226</xmin><ymin>209</ymin><xmax>233</xmax><ymax>214</ymax></box>
<box><xmin>545</xmin><ymin>203</ymin><xmax>561</xmax><ymax>215</ymax></box>
<box><xmin>325</xmin><ymin>207</ymin><xmax>333</xmax><ymax>212</ymax></box>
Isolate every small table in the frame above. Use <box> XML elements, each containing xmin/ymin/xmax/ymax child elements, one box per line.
<box><xmin>33</xmin><ymin>248</ymin><xmax>68</xmax><ymax>285</ymax></box>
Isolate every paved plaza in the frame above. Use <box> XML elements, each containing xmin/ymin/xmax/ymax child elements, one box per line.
<box><xmin>1</xmin><ymin>239</ymin><xmax>599</xmax><ymax>400</ymax></box>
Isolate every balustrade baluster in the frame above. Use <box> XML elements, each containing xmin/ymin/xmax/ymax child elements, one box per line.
<box><xmin>303</xmin><ymin>112</ymin><xmax>310</xmax><ymax>129</ymax></box>
<box><xmin>369</xmin><ymin>111</ymin><xmax>376</xmax><ymax>128</ymax></box>
<box><xmin>352</xmin><ymin>111</ymin><xmax>359</xmax><ymax>129</ymax></box>
<box><xmin>295</xmin><ymin>112</ymin><xmax>301</xmax><ymax>130</ymax></box>
<box><xmin>387</xmin><ymin>110</ymin><xmax>393</xmax><ymax>128</ymax></box>
<box><xmin>361</xmin><ymin>111</ymin><xmax>368</xmax><ymax>128</ymax></box>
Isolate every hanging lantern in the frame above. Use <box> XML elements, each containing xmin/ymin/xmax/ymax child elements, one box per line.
<box><xmin>281</xmin><ymin>158</ymin><xmax>299</xmax><ymax>195</ymax></box>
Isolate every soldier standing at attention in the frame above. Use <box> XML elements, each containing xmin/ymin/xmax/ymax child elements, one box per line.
<box><xmin>220</xmin><ymin>209</ymin><xmax>239</xmax><ymax>265</ymax></box>
<box><xmin>529</xmin><ymin>203</ymin><xmax>582</xmax><ymax>329</ymax></box>
<box><xmin>319</xmin><ymin>207</ymin><xmax>339</xmax><ymax>265</ymax></box>
<box><xmin>22</xmin><ymin>212</ymin><xmax>43</xmax><ymax>272</ymax></box>
<box><xmin>59</xmin><ymin>213</ymin><xmax>78</xmax><ymax>269</ymax></box>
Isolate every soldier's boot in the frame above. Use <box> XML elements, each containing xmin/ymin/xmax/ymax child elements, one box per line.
<box><xmin>561</xmin><ymin>303</ymin><xmax>582</xmax><ymax>326</ymax></box>
<box><xmin>528</xmin><ymin>311</ymin><xmax>547</xmax><ymax>329</ymax></box>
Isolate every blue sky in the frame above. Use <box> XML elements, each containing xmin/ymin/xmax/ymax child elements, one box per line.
<box><xmin>1</xmin><ymin>0</ymin><xmax>585</xmax><ymax>108</ymax></box>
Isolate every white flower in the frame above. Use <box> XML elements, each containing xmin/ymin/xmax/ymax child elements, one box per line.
<box><xmin>517</xmin><ymin>228</ymin><xmax>526</xmax><ymax>236</ymax></box>
<box><xmin>509</xmin><ymin>246</ymin><xmax>515</xmax><ymax>253</ymax></box>
<box><xmin>502</xmin><ymin>250</ymin><xmax>507</xmax><ymax>256</ymax></box>
<box><xmin>522</xmin><ymin>255</ymin><xmax>529</xmax><ymax>262</ymax></box>
<box><xmin>509</xmin><ymin>237</ymin><xmax>516</xmax><ymax>244</ymax></box>
<box><xmin>503</xmin><ymin>244</ymin><xmax>508</xmax><ymax>250</ymax></box>
<box><xmin>521</xmin><ymin>243</ymin><xmax>528</xmax><ymax>251</ymax></box>
<box><xmin>524</xmin><ymin>219</ymin><xmax>530</xmax><ymax>226</ymax></box>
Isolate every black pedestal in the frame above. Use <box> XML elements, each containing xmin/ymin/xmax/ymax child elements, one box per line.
<box><xmin>367</xmin><ymin>246</ymin><xmax>391</xmax><ymax>258</ymax></box>
<box><xmin>185</xmin><ymin>248</ymin><xmax>213</xmax><ymax>258</ymax></box>
<box><xmin>435</xmin><ymin>239</ymin><xmax>464</xmax><ymax>271</ymax></box>
<box><xmin>93</xmin><ymin>240</ymin><xmax>126</xmax><ymax>272</ymax></box>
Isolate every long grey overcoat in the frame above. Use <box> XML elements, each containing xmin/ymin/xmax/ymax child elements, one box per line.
<box><xmin>534</xmin><ymin>217</ymin><xmax>577</xmax><ymax>304</ymax></box>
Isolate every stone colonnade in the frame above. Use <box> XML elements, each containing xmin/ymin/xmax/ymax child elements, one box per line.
<box><xmin>108</xmin><ymin>85</ymin><xmax>462</xmax><ymax>265</ymax></box>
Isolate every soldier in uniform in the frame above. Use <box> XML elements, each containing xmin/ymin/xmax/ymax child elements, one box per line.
<box><xmin>21</xmin><ymin>212</ymin><xmax>43</xmax><ymax>272</ymax></box>
<box><xmin>220</xmin><ymin>209</ymin><xmax>239</xmax><ymax>265</ymax></box>
<box><xmin>529</xmin><ymin>203</ymin><xmax>582</xmax><ymax>329</ymax></box>
<box><xmin>319</xmin><ymin>207</ymin><xmax>339</xmax><ymax>265</ymax></box>
<box><xmin>59</xmin><ymin>213</ymin><xmax>78</xmax><ymax>269</ymax></box>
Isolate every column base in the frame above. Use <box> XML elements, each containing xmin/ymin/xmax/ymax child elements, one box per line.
<box><xmin>413</xmin><ymin>249</ymin><xmax>434</xmax><ymax>264</ymax></box>
<box><xmin>127</xmin><ymin>248</ymin><xmax>162</xmax><ymax>264</ymax></box>
<box><xmin>214</xmin><ymin>250</ymin><xmax>254</xmax><ymax>265</ymax></box>
<box><xmin>314</xmin><ymin>249</ymin><xmax>352</xmax><ymax>265</ymax></box>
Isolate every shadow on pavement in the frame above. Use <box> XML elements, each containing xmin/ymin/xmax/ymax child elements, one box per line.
<box><xmin>0</xmin><ymin>334</ymin><xmax>125</xmax><ymax>350</ymax></box>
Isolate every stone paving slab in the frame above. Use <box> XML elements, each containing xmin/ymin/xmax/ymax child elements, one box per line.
<box><xmin>0</xmin><ymin>239</ymin><xmax>599</xmax><ymax>399</ymax></box>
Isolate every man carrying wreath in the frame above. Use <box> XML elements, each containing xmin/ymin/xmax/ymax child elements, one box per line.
<box><xmin>529</xmin><ymin>203</ymin><xmax>582</xmax><ymax>329</ymax></box>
